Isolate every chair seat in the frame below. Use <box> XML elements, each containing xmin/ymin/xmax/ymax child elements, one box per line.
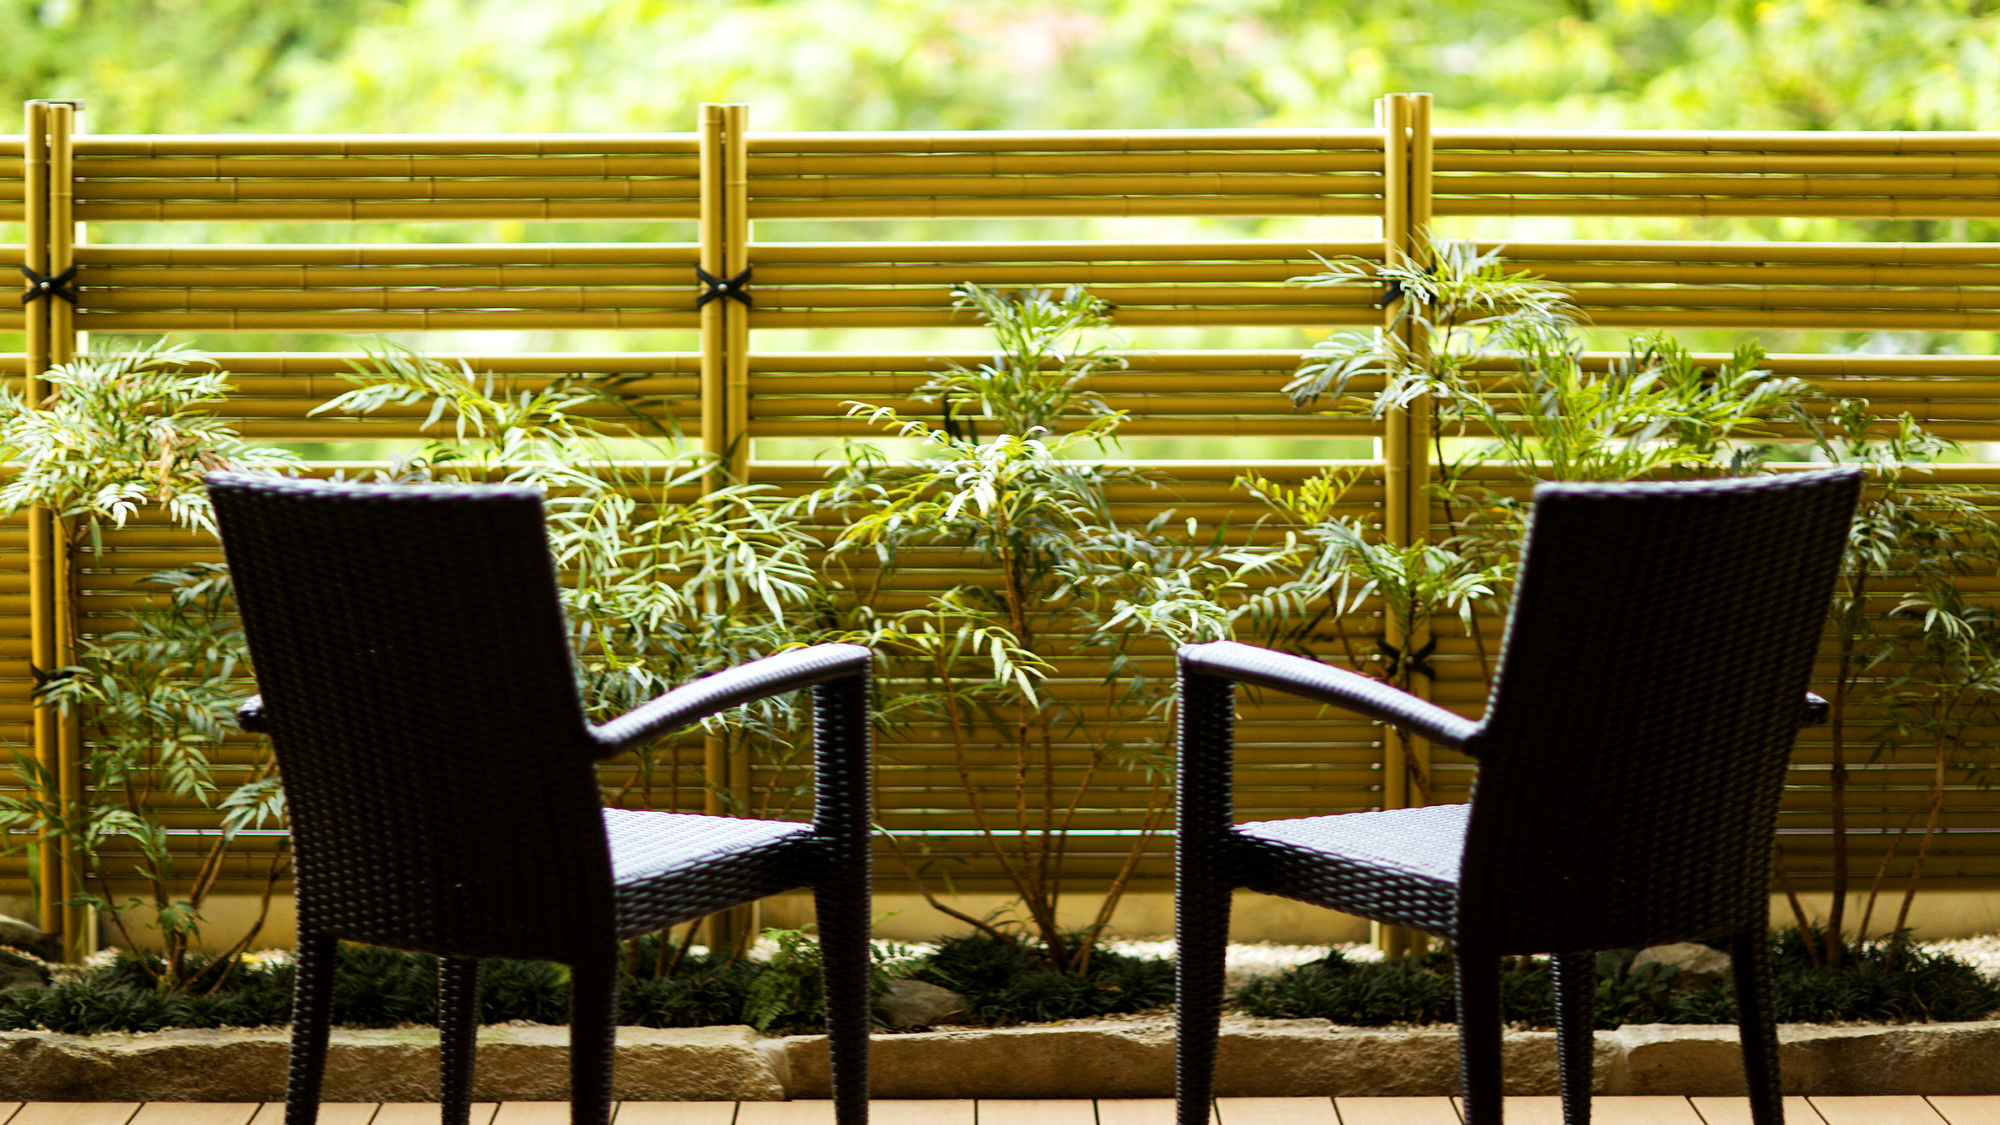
<box><xmin>1236</xmin><ymin>803</ymin><xmax>1470</xmax><ymax>934</ymax></box>
<box><xmin>606</xmin><ymin>809</ymin><xmax>819</xmax><ymax>935</ymax></box>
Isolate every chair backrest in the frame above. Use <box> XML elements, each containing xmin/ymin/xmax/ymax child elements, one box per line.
<box><xmin>1458</xmin><ymin>467</ymin><xmax>1862</xmax><ymax>952</ymax></box>
<box><xmin>208</xmin><ymin>473</ymin><xmax>614</xmax><ymax>962</ymax></box>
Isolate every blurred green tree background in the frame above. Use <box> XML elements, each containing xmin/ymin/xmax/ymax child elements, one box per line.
<box><xmin>8</xmin><ymin>0</ymin><xmax>1994</xmax><ymax>459</ymax></box>
<box><xmin>4</xmin><ymin>0</ymin><xmax>1994</xmax><ymax>134</ymax></box>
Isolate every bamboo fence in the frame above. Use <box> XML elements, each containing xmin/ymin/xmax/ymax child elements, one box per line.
<box><xmin>7</xmin><ymin>96</ymin><xmax>2000</xmax><ymax>939</ymax></box>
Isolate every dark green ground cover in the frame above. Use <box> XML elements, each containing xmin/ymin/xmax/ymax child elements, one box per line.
<box><xmin>2</xmin><ymin>929</ymin><xmax>1992</xmax><ymax>1035</ymax></box>
<box><xmin>0</xmin><ymin>937</ymin><xmax>763</xmax><ymax>1035</ymax></box>
<box><xmin>1233</xmin><ymin>930</ymin><xmax>2000</xmax><ymax>1027</ymax></box>
<box><xmin>0</xmin><ymin>932</ymin><xmax>1175</xmax><ymax>1035</ymax></box>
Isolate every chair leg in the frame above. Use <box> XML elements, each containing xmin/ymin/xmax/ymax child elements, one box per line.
<box><xmin>1456</xmin><ymin>941</ymin><xmax>1504</xmax><ymax>1125</ymax></box>
<box><xmin>439</xmin><ymin>957</ymin><xmax>484</xmax><ymax>1125</ymax></box>
<box><xmin>1551</xmin><ymin>952</ymin><xmax>1596</xmax><ymax>1125</ymax></box>
<box><xmin>568</xmin><ymin>947</ymin><xmax>619</xmax><ymax>1125</ymax></box>
<box><xmin>1731</xmin><ymin>927</ymin><xmax>1784</xmax><ymax>1125</ymax></box>
<box><xmin>817</xmin><ymin>882</ymin><xmax>873</xmax><ymax>1125</ymax></box>
<box><xmin>1174</xmin><ymin>876</ymin><xmax>1232</xmax><ymax>1125</ymax></box>
<box><xmin>286</xmin><ymin>931</ymin><xmax>338</xmax><ymax>1125</ymax></box>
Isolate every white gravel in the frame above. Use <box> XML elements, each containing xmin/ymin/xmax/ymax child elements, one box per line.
<box><xmin>1925</xmin><ymin>934</ymin><xmax>2000</xmax><ymax>979</ymax></box>
<box><xmin>728</xmin><ymin>932</ymin><xmax>2000</xmax><ymax>986</ymax></box>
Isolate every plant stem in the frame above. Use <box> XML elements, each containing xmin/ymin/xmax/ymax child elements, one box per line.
<box><xmin>1772</xmin><ymin>843</ymin><xmax>1820</xmax><ymax>964</ymax></box>
<box><xmin>1890</xmin><ymin>740</ymin><xmax>1952</xmax><ymax>966</ymax></box>
<box><xmin>1826</xmin><ymin>561</ymin><xmax>1870</xmax><ymax>968</ymax></box>
<box><xmin>1857</xmin><ymin>798</ymin><xmax>1927</xmax><ymax>944</ymax></box>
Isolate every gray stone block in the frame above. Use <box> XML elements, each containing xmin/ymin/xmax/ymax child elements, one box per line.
<box><xmin>0</xmin><ymin>1024</ymin><xmax>786</xmax><ymax>1101</ymax></box>
<box><xmin>7</xmin><ymin>1017</ymin><xmax>2000</xmax><ymax>1100</ymax></box>
<box><xmin>772</xmin><ymin>1019</ymin><xmax>1177</xmax><ymax>1099</ymax></box>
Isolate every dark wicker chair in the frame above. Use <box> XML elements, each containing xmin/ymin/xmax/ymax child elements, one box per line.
<box><xmin>1175</xmin><ymin>467</ymin><xmax>1863</xmax><ymax>1125</ymax></box>
<box><xmin>206</xmin><ymin>472</ymin><xmax>873</xmax><ymax>1125</ymax></box>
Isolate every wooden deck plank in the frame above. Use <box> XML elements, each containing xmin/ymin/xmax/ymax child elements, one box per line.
<box><xmin>1810</xmin><ymin>1097</ymin><xmax>1948</xmax><ymax>1125</ymax></box>
<box><xmin>863</xmin><ymin>1103</ymin><xmax>972</xmax><ymax>1125</ymax></box>
<box><xmin>972</xmin><ymin>1101</ymin><xmax>1097</xmax><ymax>1125</ymax></box>
<box><xmin>368</xmin><ymin>1106</ymin><xmax>498</xmax><ymax>1125</ymax></box>
<box><xmin>1932</xmin><ymin>1097</ymin><xmax>2000</xmax><ymax>1125</ymax></box>
<box><xmin>1688</xmin><ymin>1097</ymin><xmax>1823</xmax><ymax>1125</ymax></box>
<box><xmin>128</xmin><ymin>1106</ymin><xmax>260</xmax><ymax>1125</ymax></box>
<box><xmin>611</xmin><ymin>1105</ymin><xmax>737</xmax><ymax>1125</ymax></box>
<box><xmin>1213</xmin><ymin>1097</ymin><xmax>1338</xmax><ymax>1125</ymax></box>
<box><xmin>248</xmin><ymin>1105</ymin><xmax>377</xmax><ymax>1125</ymax></box>
<box><xmin>9</xmin><ymin>1106</ymin><xmax>143</xmax><ymax>1125</ymax></box>
<box><xmin>1454</xmin><ymin>1098</ymin><xmax>1561</xmax><ymax>1125</ymax></box>
<box><xmin>491</xmin><ymin>1106</ymin><xmax>575</xmax><ymax>1125</ymax></box>
<box><xmin>1096</xmin><ymin>1100</ymin><xmax>1175</xmax><ymax>1125</ymax></box>
<box><xmin>1588</xmin><ymin>1098</ymin><xmax>1706</xmax><ymax>1125</ymax></box>
<box><xmin>0</xmin><ymin>1108</ymin><xmax>22</xmax><ymax>1125</ymax></box>
<box><xmin>733</xmin><ymin>1104</ymin><xmax>837</xmax><ymax>1125</ymax></box>
<box><xmin>1333</xmin><ymin>1098</ymin><xmax>1463</xmax><ymax>1125</ymax></box>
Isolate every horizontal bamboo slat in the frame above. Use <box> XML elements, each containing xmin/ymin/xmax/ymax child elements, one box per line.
<box><xmin>749</xmin><ymin>151</ymin><xmax>1386</xmax><ymax>175</ymax></box>
<box><xmin>74</xmin><ymin>311</ymin><xmax>701</xmax><ymax>330</ymax></box>
<box><xmin>1439</xmin><ymin>153</ymin><xmax>2000</xmax><ymax>174</ymax></box>
<box><xmin>1434</xmin><ymin>128</ymin><xmax>2000</xmax><ymax>152</ymax></box>
<box><xmin>1437</xmin><ymin>197</ymin><xmax>2000</xmax><ymax>219</ymax></box>
<box><xmin>77</xmin><ymin>155</ymin><xmax>703</xmax><ymax>177</ymax></box>
<box><xmin>1493</xmin><ymin>239</ymin><xmax>2000</xmax><ymax>264</ymax></box>
<box><xmin>78</xmin><ymin>244</ymin><xmax>702</xmax><ymax>265</ymax></box>
<box><xmin>76</xmin><ymin>134</ymin><xmax>704</xmax><ymax>156</ymax></box>
<box><xmin>748</xmin><ymin>240</ymin><xmax>1380</xmax><ymax>263</ymax></box>
<box><xmin>742</xmin><ymin>128</ymin><xmax>1387</xmax><ymax>153</ymax></box>
<box><xmin>1436</xmin><ymin>174</ymin><xmax>2000</xmax><ymax>198</ymax></box>
<box><xmin>76</xmin><ymin>201</ymin><xmax>703</xmax><ymax>222</ymax></box>
<box><xmin>77</xmin><ymin>179</ymin><xmax>701</xmax><ymax>202</ymax></box>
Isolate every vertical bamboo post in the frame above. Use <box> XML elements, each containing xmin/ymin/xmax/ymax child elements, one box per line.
<box><xmin>1396</xmin><ymin>92</ymin><xmax>1434</xmax><ymax>819</ymax></box>
<box><xmin>698</xmin><ymin>105</ymin><xmax>729</xmax><ymax>487</ymax></box>
<box><xmin>21</xmin><ymin>100</ymin><xmax>60</xmax><ymax>943</ymax></box>
<box><xmin>721</xmin><ymin>103</ymin><xmax>751</xmax><ymax>486</ymax></box>
<box><xmin>1377</xmin><ymin>94</ymin><xmax>1412</xmax><ymax>820</ymax></box>
<box><xmin>1373</xmin><ymin>92</ymin><xmax>1435</xmax><ymax>959</ymax></box>
<box><xmin>46</xmin><ymin>100</ymin><xmax>86</xmax><ymax>961</ymax></box>
<box><xmin>23</xmin><ymin>99</ymin><xmax>84</xmax><ymax>958</ymax></box>
<box><xmin>698</xmin><ymin>102</ymin><xmax>758</xmax><ymax>956</ymax></box>
<box><xmin>45</xmin><ymin>102</ymin><xmax>76</xmax><ymax>370</ymax></box>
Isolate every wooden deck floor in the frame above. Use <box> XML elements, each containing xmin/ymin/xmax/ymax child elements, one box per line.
<box><xmin>4</xmin><ymin>1099</ymin><xmax>1997</xmax><ymax>1125</ymax></box>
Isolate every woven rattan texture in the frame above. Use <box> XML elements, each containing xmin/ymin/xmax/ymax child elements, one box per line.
<box><xmin>606</xmin><ymin>810</ymin><xmax>819</xmax><ymax>934</ymax></box>
<box><xmin>1173</xmin><ymin>467</ymin><xmax>1863</xmax><ymax>1125</ymax></box>
<box><xmin>211</xmin><ymin>474</ymin><xmax>610</xmax><ymax>962</ymax></box>
<box><xmin>1235</xmin><ymin>804</ymin><xmax>1467</xmax><ymax>932</ymax></box>
<box><xmin>205</xmin><ymin>473</ymin><xmax>874</xmax><ymax>1125</ymax></box>
<box><xmin>1183</xmin><ymin>646</ymin><xmax>1481</xmax><ymax>747</ymax></box>
<box><xmin>1461</xmin><ymin>470</ymin><xmax>1865</xmax><ymax>952</ymax></box>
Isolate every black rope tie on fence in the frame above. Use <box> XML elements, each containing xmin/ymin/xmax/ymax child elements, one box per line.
<box><xmin>20</xmin><ymin>264</ymin><xmax>78</xmax><ymax>305</ymax></box>
<box><xmin>1376</xmin><ymin>637</ymin><xmax>1438</xmax><ymax>680</ymax></box>
<box><xmin>695</xmin><ymin>266</ymin><xmax>753</xmax><ymax>308</ymax></box>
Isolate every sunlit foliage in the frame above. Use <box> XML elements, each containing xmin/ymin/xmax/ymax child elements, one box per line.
<box><xmin>9</xmin><ymin>0</ymin><xmax>2000</xmax><ymax>134</ymax></box>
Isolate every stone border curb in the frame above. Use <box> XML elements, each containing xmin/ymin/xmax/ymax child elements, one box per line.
<box><xmin>7</xmin><ymin>1017</ymin><xmax>1999</xmax><ymax>1100</ymax></box>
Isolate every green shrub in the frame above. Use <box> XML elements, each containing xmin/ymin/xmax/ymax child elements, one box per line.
<box><xmin>910</xmin><ymin>933</ymin><xmax>1175</xmax><ymax>1024</ymax></box>
<box><xmin>0</xmin><ymin>940</ymin><xmax>767</xmax><ymax>1034</ymax></box>
<box><xmin>1232</xmin><ymin>946</ymin><xmax>1458</xmax><ymax>1026</ymax></box>
<box><xmin>1761</xmin><ymin>929</ymin><xmax>2000</xmax><ymax>1024</ymax></box>
<box><xmin>1230</xmin><ymin>932</ymin><xmax>2000</xmax><ymax>1028</ymax></box>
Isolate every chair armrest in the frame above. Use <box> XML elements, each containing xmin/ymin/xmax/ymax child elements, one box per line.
<box><xmin>1803</xmin><ymin>691</ymin><xmax>1829</xmax><ymax>726</ymax></box>
<box><xmin>588</xmin><ymin>643</ymin><xmax>873</xmax><ymax>758</ymax></box>
<box><xmin>1179</xmin><ymin>641</ymin><xmax>1481</xmax><ymax>749</ymax></box>
<box><xmin>237</xmin><ymin>695</ymin><xmax>268</xmax><ymax>734</ymax></box>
